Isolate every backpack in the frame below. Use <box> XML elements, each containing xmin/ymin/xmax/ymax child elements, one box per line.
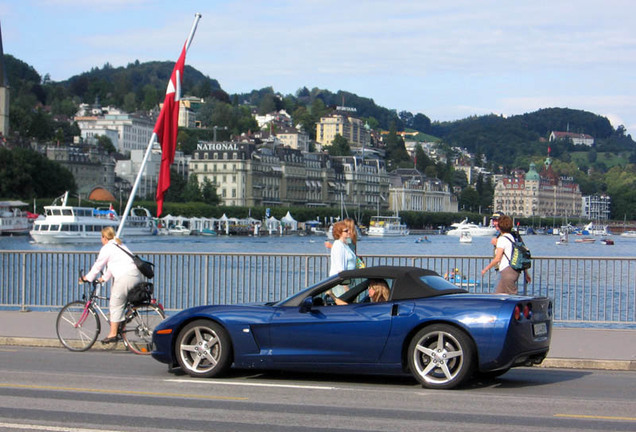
<box><xmin>503</xmin><ymin>233</ymin><xmax>532</xmax><ymax>271</ymax></box>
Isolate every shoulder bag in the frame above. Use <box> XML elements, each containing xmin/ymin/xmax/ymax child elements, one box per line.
<box><xmin>115</xmin><ymin>244</ymin><xmax>155</xmax><ymax>279</ymax></box>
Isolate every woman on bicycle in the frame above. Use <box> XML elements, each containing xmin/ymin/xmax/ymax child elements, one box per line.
<box><xmin>80</xmin><ymin>226</ymin><xmax>143</xmax><ymax>344</ymax></box>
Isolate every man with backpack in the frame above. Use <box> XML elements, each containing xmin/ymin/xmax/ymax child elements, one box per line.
<box><xmin>481</xmin><ymin>215</ymin><xmax>531</xmax><ymax>294</ymax></box>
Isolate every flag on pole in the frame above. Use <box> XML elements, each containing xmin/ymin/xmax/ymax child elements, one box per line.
<box><xmin>155</xmin><ymin>43</ymin><xmax>187</xmax><ymax>216</ymax></box>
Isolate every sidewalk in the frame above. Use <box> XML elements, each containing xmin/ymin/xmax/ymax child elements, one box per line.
<box><xmin>0</xmin><ymin>310</ymin><xmax>634</xmax><ymax>371</ymax></box>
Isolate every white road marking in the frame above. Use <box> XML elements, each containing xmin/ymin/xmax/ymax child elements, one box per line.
<box><xmin>166</xmin><ymin>378</ymin><xmax>337</xmax><ymax>390</ymax></box>
<box><xmin>0</xmin><ymin>423</ymin><xmax>122</xmax><ymax>432</ymax></box>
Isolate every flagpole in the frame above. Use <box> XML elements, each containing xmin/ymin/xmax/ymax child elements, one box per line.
<box><xmin>116</xmin><ymin>13</ymin><xmax>202</xmax><ymax>239</ymax></box>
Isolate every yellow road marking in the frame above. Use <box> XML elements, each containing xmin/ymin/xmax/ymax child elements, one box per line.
<box><xmin>0</xmin><ymin>383</ymin><xmax>247</xmax><ymax>401</ymax></box>
<box><xmin>555</xmin><ymin>413</ymin><xmax>636</xmax><ymax>421</ymax></box>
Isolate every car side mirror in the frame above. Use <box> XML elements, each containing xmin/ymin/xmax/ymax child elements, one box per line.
<box><xmin>300</xmin><ymin>296</ymin><xmax>314</xmax><ymax>313</ymax></box>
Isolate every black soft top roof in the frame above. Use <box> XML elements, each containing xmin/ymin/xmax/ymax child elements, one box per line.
<box><xmin>338</xmin><ymin>266</ymin><xmax>467</xmax><ymax>300</ymax></box>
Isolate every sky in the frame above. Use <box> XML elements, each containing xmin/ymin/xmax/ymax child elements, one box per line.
<box><xmin>1</xmin><ymin>0</ymin><xmax>635</xmax><ymax>134</ymax></box>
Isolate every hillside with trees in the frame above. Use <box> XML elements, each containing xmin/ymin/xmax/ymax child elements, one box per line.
<box><xmin>1</xmin><ymin>54</ymin><xmax>635</xmax><ymax>219</ymax></box>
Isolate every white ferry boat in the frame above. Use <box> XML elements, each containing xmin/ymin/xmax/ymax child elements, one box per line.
<box><xmin>366</xmin><ymin>216</ymin><xmax>409</xmax><ymax>237</ymax></box>
<box><xmin>446</xmin><ymin>218</ymin><xmax>497</xmax><ymax>237</ymax></box>
<box><xmin>30</xmin><ymin>192</ymin><xmax>156</xmax><ymax>244</ymax></box>
<box><xmin>0</xmin><ymin>200</ymin><xmax>30</xmax><ymax>235</ymax></box>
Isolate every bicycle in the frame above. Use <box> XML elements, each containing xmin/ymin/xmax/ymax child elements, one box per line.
<box><xmin>56</xmin><ymin>276</ymin><xmax>165</xmax><ymax>354</ymax></box>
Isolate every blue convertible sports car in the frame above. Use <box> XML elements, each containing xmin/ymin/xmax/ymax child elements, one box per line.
<box><xmin>152</xmin><ymin>266</ymin><xmax>552</xmax><ymax>389</ymax></box>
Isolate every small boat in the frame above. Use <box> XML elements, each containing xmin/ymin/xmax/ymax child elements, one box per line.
<box><xmin>444</xmin><ymin>270</ymin><xmax>480</xmax><ymax>288</ymax></box>
<box><xmin>556</xmin><ymin>232</ymin><xmax>569</xmax><ymax>245</ymax></box>
<box><xmin>414</xmin><ymin>236</ymin><xmax>431</xmax><ymax>244</ymax></box>
<box><xmin>459</xmin><ymin>231</ymin><xmax>472</xmax><ymax>243</ymax></box>
<box><xmin>620</xmin><ymin>230</ymin><xmax>636</xmax><ymax>238</ymax></box>
<box><xmin>0</xmin><ymin>200</ymin><xmax>30</xmax><ymax>235</ymax></box>
<box><xmin>574</xmin><ymin>237</ymin><xmax>595</xmax><ymax>244</ymax></box>
<box><xmin>168</xmin><ymin>225</ymin><xmax>191</xmax><ymax>236</ymax></box>
<box><xmin>600</xmin><ymin>238</ymin><xmax>614</xmax><ymax>245</ymax></box>
<box><xmin>200</xmin><ymin>228</ymin><xmax>217</xmax><ymax>236</ymax></box>
<box><xmin>367</xmin><ymin>216</ymin><xmax>409</xmax><ymax>237</ymax></box>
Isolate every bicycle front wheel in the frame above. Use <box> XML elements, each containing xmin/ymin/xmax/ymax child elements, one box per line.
<box><xmin>121</xmin><ymin>303</ymin><xmax>165</xmax><ymax>355</ymax></box>
<box><xmin>56</xmin><ymin>301</ymin><xmax>100</xmax><ymax>352</ymax></box>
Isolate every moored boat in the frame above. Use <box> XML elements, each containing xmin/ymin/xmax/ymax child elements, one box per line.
<box><xmin>168</xmin><ymin>225</ymin><xmax>191</xmax><ymax>236</ymax></box>
<box><xmin>581</xmin><ymin>222</ymin><xmax>611</xmax><ymax>236</ymax></box>
<box><xmin>446</xmin><ymin>218</ymin><xmax>497</xmax><ymax>237</ymax></box>
<box><xmin>366</xmin><ymin>216</ymin><xmax>409</xmax><ymax>237</ymax></box>
<box><xmin>0</xmin><ymin>200</ymin><xmax>30</xmax><ymax>235</ymax></box>
<box><xmin>29</xmin><ymin>192</ymin><xmax>156</xmax><ymax>244</ymax></box>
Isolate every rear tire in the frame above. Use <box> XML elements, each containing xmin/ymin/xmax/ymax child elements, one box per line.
<box><xmin>407</xmin><ymin>324</ymin><xmax>475</xmax><ymax>389</ymax></box>
<box><xmin>56</xmin><ymin>301</ymin><xmax>100</xmax><ymax>352</ymax></box>
<box><xmin>121</xmin><ymin>303</ymin><xmax>165</xmax><ymax>355</ymax></box>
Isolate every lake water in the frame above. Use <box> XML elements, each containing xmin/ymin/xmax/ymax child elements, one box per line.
<box><xmin>2</xmin><ymin>232</ymin><xmax>635</xmax><ymax>258</ymax></box>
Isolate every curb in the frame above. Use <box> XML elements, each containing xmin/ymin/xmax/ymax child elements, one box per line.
<box><xmin>0</xmin><ymin>337</ymin><xmax>127</xmax><ymax>351</ymax></box>
<box><xmin>540</xmin><ymin>358</ymin><xmax>636</xmax><ymax>371</ymax></box>
<box><xmin>1</xmin><ymin>337</ymin><xmax>634</xmax><ymax>371</ymax></box>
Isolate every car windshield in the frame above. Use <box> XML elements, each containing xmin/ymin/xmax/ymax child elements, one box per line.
<box><xmin>273</xmin><ymin>275</ymin><xmax>340</xmax><ymax>306</ymax></box>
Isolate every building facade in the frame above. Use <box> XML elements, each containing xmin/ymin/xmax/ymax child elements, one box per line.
<box><xmin>581</xmin><ymin>194</ymin><xmax>611</xmax><ymax>220</ymax></box>
<box><xmin>315</xmin><ymin>109</ymin><xmax>370</xmax><ymax>148</ymax></box>
<box><xmin>388</xmin><ymin>168</ymin><xmax>457</xmax><ymax>213</ymax></box>
<box><xmin>75</xmin><ymin>109</ymin><xmax>155</xmax><ymax>154</ymax></box>
<box><xmin>549</xmin><ymin>131</ymin><xmax>595</xmax><ymax>146</ymax></box>
<box><xmin>276</xmin><ymin>126</ymin><xmax>310</xmax><ymax>152</ymax></box>
<box><xmin>188</xmin><ymin>141</ymin><xmax>391</xmax><ymax>210</ymax></box>
<box><xmin>45</xmin><ymin>146</ymin><xmax>116</xmax><ymax>197</ymax></box>
<box><xmin>493</xmin><ymin>158</ymin><xmax>582</xmax><ymax>218</ymax></box>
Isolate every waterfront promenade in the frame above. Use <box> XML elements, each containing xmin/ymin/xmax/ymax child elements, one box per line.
<box><xmin>0</xmin><ymin>310</ymin><xmax>634</xmax><ymax>371</ymax></box>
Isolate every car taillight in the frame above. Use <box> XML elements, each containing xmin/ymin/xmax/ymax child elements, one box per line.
<box><xmin>514</xmin><ymin>303</ymin><xmax>533</xmax><ymax>321</ymax></box>
<box><xmin>523</xmin><ymin>303</ymin><xmax>532</xmax><ymax>319</ymax></box>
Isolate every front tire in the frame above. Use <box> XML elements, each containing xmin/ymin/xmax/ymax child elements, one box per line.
<box><xmin>407</xmin><ymin>324</ymin><xmax>475</xmax><ymax>389</ymax></box>
<box><xmin>175</xmin><ymin>319</ymin><xmax>232</xmax><ymax>378</ymax></box>
<box><xmin>56</xmin><ymin>301</ymin><xmax>100</xmax><ymax>352</ymax></box>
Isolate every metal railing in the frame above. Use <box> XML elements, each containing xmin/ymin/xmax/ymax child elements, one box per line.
<box><xmin>1</xmin><ymin>251</ymin><xmax>634</xmax><ymax>326</ymax></box>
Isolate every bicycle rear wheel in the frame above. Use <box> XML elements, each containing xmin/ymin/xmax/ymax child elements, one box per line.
<box><xmin>121</xmin><ymin>303</ymin><xmax>165</xmax><ymax>354</ymax></box>
<box><xmin>56</xmin><ymin>301</ymin><xmax>100</xmax><ymax>352</ymax></box>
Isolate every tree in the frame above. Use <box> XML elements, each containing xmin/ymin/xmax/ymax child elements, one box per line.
<box><xmin>459</xmin><ymin>186</ymin><xmax>480</xmax><ymax>212</ymax></box>
<box><xmin>412</xmin><ymin>113</ymin><xmax>431</xmax><ymax>133</ymax></box>
<box><xmin>0</xmin><ymin>147</ymin><xmax>76</xmax><ymax>198</ymax></box>
<box><xmin>201</xmin><ymin>177</ymin><xmax>220</xmax><ymax>204</ymax></box>
<box><xmin>328</xmin><ymin>134</ymin><xmax>351</xmax><ymax>156</ymax></box>
<box><xmin>97</xmin><ymin>135</ymin><xmax>116</xmax><ymax>154</ymax></box>
<box><xmin>415</xmin><ymin>144</ymin><xmax>433</xmax><ymax>173</ymax></box>
<box><xmin>163</xmin><ymin>168</ymin><xmax>188</xmax><ymax>203</ymax></box>
<box><xmin>257</xmin><ymin>93</ymin><xmax>279</xmax><ymax>115</ymax></box>
<box><xmin>183</xmin><ymin>174</ymin><xmax>203</xmax><ymax>202</ymax></box>
<box><xmin>384</xmin><ymin>122</ymin><xmax>412</xmax><ymax>169</ymax></box>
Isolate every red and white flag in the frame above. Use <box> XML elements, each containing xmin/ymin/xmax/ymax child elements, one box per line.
<box><xmin>155</xmin><ymin>43</ymin><xmax>187</xmax><ymax>217</ymax></box>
